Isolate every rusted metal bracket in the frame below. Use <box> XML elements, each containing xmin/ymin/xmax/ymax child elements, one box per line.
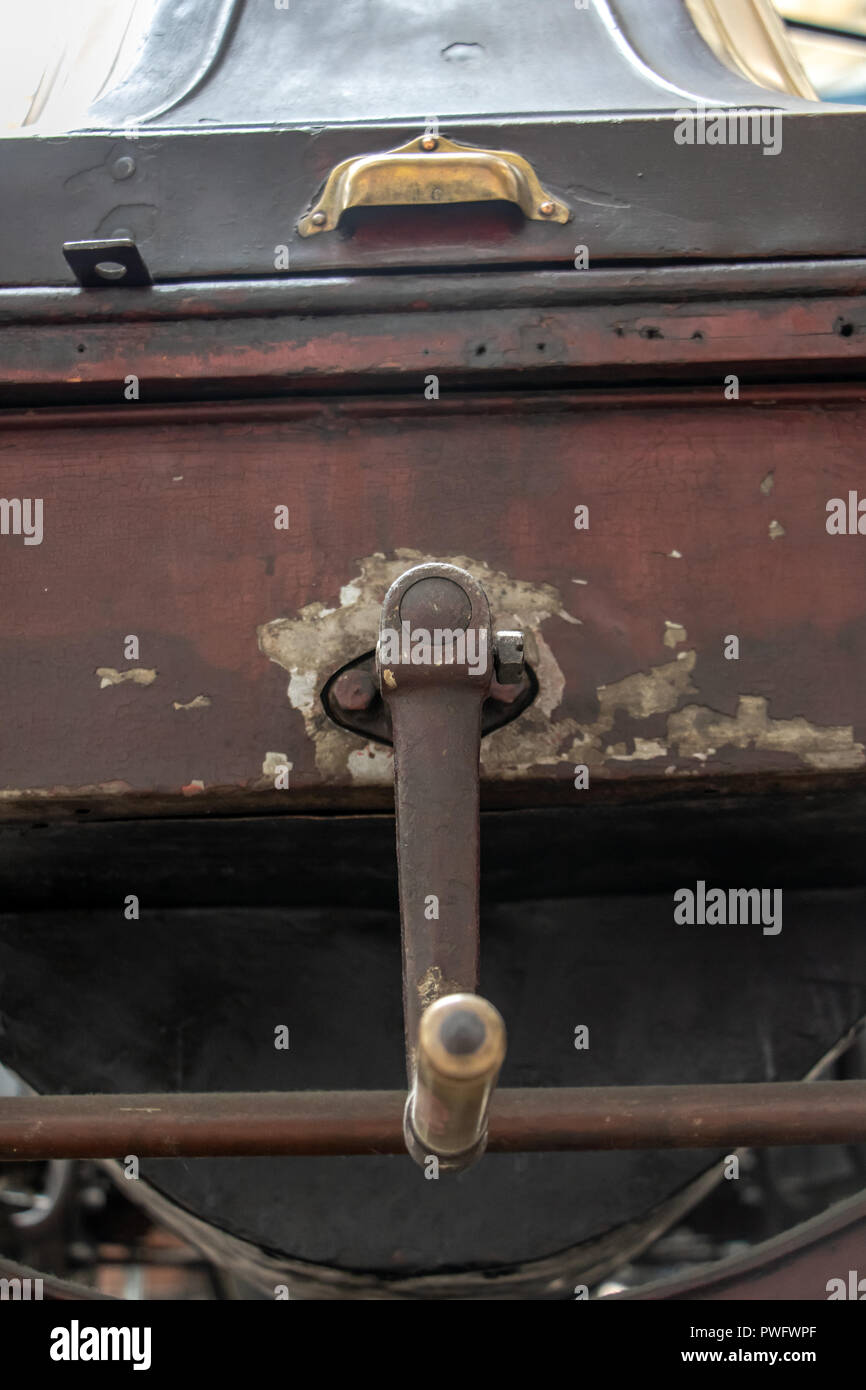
<box><xmin>62</xmin><ymin>238</ymin><xmax>152</xmax><ymax>288</ymax></box>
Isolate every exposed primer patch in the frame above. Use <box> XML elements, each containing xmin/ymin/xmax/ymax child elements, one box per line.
<box><xmin>258</xmin><ymin>549</ymin><xmax>582</xmax><ymax>785</ymax></box>
<box><xmin>607</xmin><ymin>737</ymin><xmax>669</xmax><ymax>762</ymax></box>
<box><xmin>598</xmin><ymin>650</ymin><xmax>697</xmax><ymax>722</ymax></box>
<box><xmin>262</xmin><ymin>751</ymin><xmax>291</xmax><ymax>777</ymax></box>
<box><xmin>288</xmin><ymin>670</ymin><xmax>318</xmax><ymax>712</ymax></box>
<box><xmin>0</xmin><ymin>780</ymin><xmax>133</xmax><ymax>800</ymax></box>
<box><xmin>348</xmin><ymin>743</ymin><xmax>393</xmax><ymax>781</ymax></box>
<box><xmin>668</xmin><ymin>549</ymin><xmax>683</xmax><ymax>559</ymax></box>
<box><xmin>466</xmin><ymin>648</ymin><xmax>697</xmax><ymax>780</ymax></box>
<box><xmin>768</xmin><ymin>519</ymin><xmax>786</xmax><ymax>540</ymax></box>
<box><xmin>760</xmin><ymin>471</ymin><xmax>775</xmax><ymax>496</ymax></box>
<box><xmin>257</xmin><ymin>550</ymin><xmax>863</xmax><ymax>782</ymax></box>
<box><xmin>669</xmin><ymin>697</ymin><xmax>865</xmax><ymax>771</ymax></box>
<box><xmin>663</xmin><ymin>621</ymin><xmax>687</xmax><ymax>649</ymax></box>
<box><xmin>96</xmin><ymin>667</ymin><xmax>157</xmax><ymax>688</ymax></box>
<box><xmin>172</xmin><ymin>694</ymin><xmax>210</xmax><ymax>711</ymax></box>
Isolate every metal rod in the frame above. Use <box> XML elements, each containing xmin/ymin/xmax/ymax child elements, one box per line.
<box><xmin>2</xmin><ymin>260</ymin><xmax>864</xmax><ymax>325</ymax></box>
<box><xmin>2</xmin><ymin>1083</ymin><xmax>865</xmax><ymax>1160</ymax></box>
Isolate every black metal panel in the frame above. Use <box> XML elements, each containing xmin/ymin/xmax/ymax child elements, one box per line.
<box><xmin>1</xmin><ymin>0</ymin><xmax>864</xmax><ymax>284</ymax></box>
<box><xmin>0</xmin><ymin>891</ymin><xmax>864</xmax><ymax>1273</ymax></box>
<box><xmin>83</xmin><ymin>0</ymin><xmax>805</xmax><ymax>128</ymax></box>
<box><xmin>3</xmin><ymin>113</ymin><xmax>866</xmax><ymax>287</ymax></box>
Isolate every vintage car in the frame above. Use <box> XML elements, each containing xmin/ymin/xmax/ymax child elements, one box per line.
<box><xmin>1</xmin><ymin>0</ymin><xmax>865</xmax><ymax>1302</ymax></box>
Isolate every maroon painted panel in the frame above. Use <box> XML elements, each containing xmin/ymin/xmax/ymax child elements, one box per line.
<box><xmin>0</xmin><ymin>388</ymin><xmax>864</xmax><ymax>815</ymax></box>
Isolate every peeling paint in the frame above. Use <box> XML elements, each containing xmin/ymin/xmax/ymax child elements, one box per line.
<box><xmin>258</xmin><ymin>549</ymin><xmax>583</xmax><ymax>785</ymax></box>
<box><xmin>769</xmin><ymin>519</ymin><xmax>786</xmax><ymax>540</ymax></box>
<box><xmin>172</xmin><ymin>695</ymin><xmax>211</xmax><ymax>711</ymax></box>
<box><xmin>287</xmin><ymin>670</ymin><xmax>318</xmax><ymax>713</ymax></box>
<box><xmin>468</xmin><ymin>646</ymin><xmax>696</xmax><ymax>779</ymax></box>
<box><xmin>607</xmin><ymin>737</ymin><xmax>669</xmax><ymax>762</ymax></box>
<box><xmin>0</xmin><ymin>780</ymin><xmax>133</xmax><ymax>800</ymax></box>
<box><xmin>257</xmin><ymin>549</ymin><xmax>864</xmax><ymax>785</ymax></box>
<box><xmin>597</xmin><ymin>651</ymin><xmax>697</xmax><ymax>722</ymax></box>
<box><xmin>262</xmin><ymin>751</ymin><xmax>291</xmax><ymax>777</ymax></box>
<box><xmin>96</xmin><ymin>667</ymin><xmax>157</xmax><ymax>688</ymax></box>
<box><xmin>669</xmin><ymin>697</ymin><xmax>865</xmax><ymax>771</ymax></box>
<box><xmin>348</xmin><ymin>743</ymin><xmax>393</xmax><ymax>782</ymax></box>
<box><xmin>760</xmin><ymin>471</ymin><xmax>775</xmax><ymax>495</ymax></box>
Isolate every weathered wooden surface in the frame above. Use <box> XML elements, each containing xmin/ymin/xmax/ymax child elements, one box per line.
<box><xmin>1</xmin><ymin>385</ymin><xmax>865</xmax><ymax>814</ymax></box>
<box><xmin>2</xmin><ymin>280</ymin><xmax>864</xmax><ymax>401</ymax></box>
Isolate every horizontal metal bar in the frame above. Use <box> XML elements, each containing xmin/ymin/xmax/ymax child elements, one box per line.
<box><xmin>2</xmin><ymin>261</ymin><xmax>865</xmax><ymax>325</ymax></box>
<box><xmin>1</xmin><ymin>1082</ymin><xmax>865</xmax><ymax>1160</ymax></box>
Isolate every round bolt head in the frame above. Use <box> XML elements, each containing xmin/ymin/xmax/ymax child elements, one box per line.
<box><xmin>539</xmin><ymin>200</ymin><xmax>556</xmax><ymax>216</ymax></box>
<box><xmin>332</xmin><ymin>667</ymin><xmax>377</xmax><ymax>712</ymax></box>
<box><xmin>421</xmin><ymin>135</ymin><xmax>438</xmax><ymax>150</ymax></box>
<box><xmin>111</xmin><ymin>156</ymin><xmax>136</xmax><ymax>181</ymax></box>
<box><xmin>311</xmin><ymin>211</ymin><xmax>326</xmax><ymax>226</ymax></box>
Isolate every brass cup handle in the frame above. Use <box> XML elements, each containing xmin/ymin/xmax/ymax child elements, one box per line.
<box><xmin>297</xmin><ymin>134</ymin><xmax>570</xmax><ymax>236</ymax></box>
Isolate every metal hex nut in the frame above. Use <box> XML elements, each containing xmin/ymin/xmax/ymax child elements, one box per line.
<box><xmin>494</xmin><ymin>630</ymin><xmax>525</xmax><ymax>685</ymax></box>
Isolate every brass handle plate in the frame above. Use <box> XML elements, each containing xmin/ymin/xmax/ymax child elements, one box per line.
<box><xmin>297</xmin><ymin>134</ymin><xmax>570</xmax><ymax>236</ymax></box>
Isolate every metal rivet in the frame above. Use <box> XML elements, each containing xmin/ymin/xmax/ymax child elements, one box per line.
<box><xmin>421</xmin><ymin>136</ymin><xmax>438</xmax><ymax>150</ymax></box>
<box><xmin>311</xmin><ymin>211</ymin><xmax>326</xmax><ymax>226</ymax></box>
<box><xmin>539</xmin><ymin>201</ymin><xmax>556</xmax><ymax>216</ymax></box>
<box><xmin>111</xmin><ymin>156</ymin><xmax>136</xmax><ymax>181</ymax></box>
